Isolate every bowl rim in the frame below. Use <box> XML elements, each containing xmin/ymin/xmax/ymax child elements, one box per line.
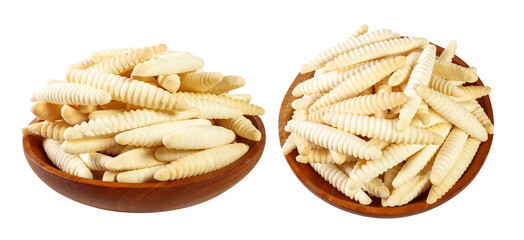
<box><xmin>278</xmin><ymin>42</ymin><xmax>494</xmax><ymax>218</ymax></box>
<box><xmin>24</xmin><ymin>115</ymin><xmax>266</xmax><ymax>189</ymax></box>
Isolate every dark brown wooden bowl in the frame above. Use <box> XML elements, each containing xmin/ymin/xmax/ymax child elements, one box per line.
<box><xmin>278</xmin><ymin>44</ymin><xmax>494</xmax><ymax>218</ymax></box>
<box><xmin>23</xmin><ymin>115</ymin><xmax>265</xmax><ymax>213</ymax></box>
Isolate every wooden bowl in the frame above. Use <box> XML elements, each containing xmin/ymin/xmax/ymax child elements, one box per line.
<box><xmin>23</xmin><ymin>116</ymin><xmax>265</xmax><ymax>213</ymax></box>
<box><xmin>278</xmin><ymin>44</ymin><xmax>494</xmax><ymax>218</ymax></box>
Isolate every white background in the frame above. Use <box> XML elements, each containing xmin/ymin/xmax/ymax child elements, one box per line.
<box><xmin>1</xmin><ymin>0</ymin><xmax>521</xmax><ymax>239</ymax></box>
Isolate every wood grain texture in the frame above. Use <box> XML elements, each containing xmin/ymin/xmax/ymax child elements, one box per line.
<box><xmin>278</xmin><ymin>43</ymin><xmax>494</xmax><ymax>218</ymax></box>
<box><xmin>23</xmin><ymin>115</ymin><xmax>265</xmax><ymax>213</ymax></box>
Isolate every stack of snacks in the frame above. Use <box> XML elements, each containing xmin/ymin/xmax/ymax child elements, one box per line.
<box><xmin>283</xmin><ymin>25</ymin><xmax>493</xmax><ymax>206</ymax></box>
<box><xmin>24</xmin><ymin>44</ymin><xmax>264</xmax><ymax>183</ymax></box>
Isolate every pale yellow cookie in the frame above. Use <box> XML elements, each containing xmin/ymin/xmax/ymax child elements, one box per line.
<box><xmin>437</xmin><ymin>40</ymin><xmax>457</xmax><ymax>62</ymax></box>
<box><xmin>309</xmin><ymin>56</ymin><xmax>406</xmax><ymax>112</ymax></box>
<box><xmin>115</xmin><ymin>119</ymin><xmax>211</xmax><ymax>147</ymax></box>
<box><xmin>427</xmin><ymin>137</ymin><xmax>481</xmax><ymax>204</ymax></box>
<box><xmin>116</xmin><ymin>165</ymin><xmax>165</xmax><ymax>183</ymax></box>
<box><xmin>325</xmin><ymin>37</ymin><xmax>428</xmax><ymax>71</ymax></box>
<box><xmin>77</xmin><ymin>105</ymin><xmax>98</xmax><ymax>114</ymax></box>
<box><xmin>281</xmin><ymin>132</ymin><xmax>297</xmax><ymax>155</ymax></box>
<box><xmin>89</xmin><ymin>44</ymin><xmax>167</xmax><ymax>62</ymax></box>
<box><xmin>162</xmin><ymin>125</ymin><xmax>236</xmax><ymax>150</ymax></box>
<box><xmin>433</xmin><ymin>59</ymin><xmax>478</xmax><ymax>83</ymax></box>
<box><xmin>322</xmin><ymin>113</ymin><xmax>443</xmax><ymax>145</ymax></box>
<box><xmin>61</xmin><ymin>105</ymin><xmax>88</xmax><ymax>125</ymax></box>
<box><xmin>28</xmin><ymin>121</ymin><xmax>71</xmax><ymax>141</ymax></box>
<box><xmin>66</xmin><ymin>69</ymin><xmax>188</xmax><ymax>111</ymax></box>
<box><xmin>31</xmin><ymin>102</ymin><xmax>63</xmax><ymax>121</ymax></box>
<box><xmin>392</xmin><ymin>123</ymin><xmax>452</xmax><ymax>188</ymax></box>
<box><xmin>416</xmin><ymin>86</ymin><xmax>487</xmax><ymax>141</ymax></box>
<box><xmin>300</xmin><ymin>29</ymin><xmax>400</xmax><ymax>73</ymax></box>
<box><xmin>154</xmin><ymin>143</ymin><xmax>249</xmax><ymax>181</ymax></box>
<box><xmin>102</xmin><ymin>170</ymin><xmax>119</xmax><ymax>182</ymax></box>
<box><xmin>43</xmin><ymin>138</ymin><xmax>93</xmax><ymax>179</ymax></box>
<box><xmin>88</xmin><ymin>48</ymin><xmax>152</xmax><ymax>75</ymax></box>
<box><xmin>295</xmin><ymin>134</ymin><xmax>312</xmax><ymax>156</ymax></box>
<box><xmin>310</xmin><ymin>163</ymin><xmax>372</xmax><ymax>205</ymax></box>
<box><xmin>132</xmin><ymin>54</ymin><xmax>204</xmax><ymax>76</ymax></box>
<box><xmin>285</xmin><ymin>120</ymin><xmax>382</xmax><ymax>160</ymax></box>
<box><xmin>291</xmin><ymin>94</ymin><xmax>324</xmax><ymax>110</ymax></box>
<box><xmin>397</xmin><ymin>44</ymin><xmax>436</xmax><ymax>131</ymax></box>
<box><xmin>462</xmin><ymin>101</ymin><xmax>494</xmax><ymax>134</ymax></box>
<box><xmin>346</xmin><ymin>143</ymin><xmax>424</xmax><ymax>190</ymax></box>
<box><xmin>429</xmin><ymin>74</ymin><xmax>464</xmax><ymax>97</ymax></box>
<box><xmin>62</xmin><ymin>136</ymin><xmax>117</xmax><ymax>155</ymax></box>
<box><xmin>157</xmin><ymin>74</ymin><xmax>180</xmax><ymax>93</ymax></box>
<box><xmin>215</xmin><ymin>116</ymin><xmax>262</xmax><ymax>141</ymax></box>
<box><xmin>350</xmin><ymin>24</ymin><xmax>369</xmax><ymax>37</ymax></box>
<box><xmin>388</xmin><ymin>50</ymin><xmax>421</xmax><ymax>86</ymax></box>
<box><xmin>309</xmin><ymin>92</ymin><xmax>406</xmax><ymax>122</ymax></box>
<box><xmin>205</xmin><ymin>75</ymin><xmax>245</xmax><ymax>94</ymax></box>
<box><xmin>383</xmin><ymin>162</ymin><xmax>404</xmax><ymax>192</ymax></box>
<box><xmin>99</xmin><ymin>100</ymin><xmax>128</xmax><ymax>110</ymax></box>
<box><xmin>154</xmin><ymin>148</ymin><xmax>200</xmax><ymax>162</ymax></box>
<box><xmin>430</xmin><ymin>127</ymin><xmax>469</xmax><ymax>185</ymax></box>
<box><xmin>415</xmin><ymin>101</ymin><xmax>431</xmax><ymax>125</ymax></box>
<box><xmin>452</xmin><ymin>86</ymin><xmax>491</xmax><ymax>102</ymax></box>
<box><xmin>78</xmin><ymin>152</ymin><xmax>112</xmax><ymax>171</ymax></box>
<box><xmin>179</xmin><ymin>72</ymin><xmax>223</xmax><ymax>93</ymax></box>
<box><xmin>99</xmin><ymin>144</ymin><xmax>125</xmax><ymax>157</ymax></box>
<box><xmin>105</xmin><ymin>147</ymin><xmax>164</xmax><ymax>171</ymax></box>
<box><xmin>175</xmin><ymin>92</ymin><xmax>264</xmax><ymax>115</ymax></box>
<box><xmin>180</xmin><ymin>97</ymin><xmax>243</xmax><ymax>119</ymax></box>
<box><xmin>88</xmin><ymin>109</ymin><xmax>125</xmax><ymax>120</ymax></box>
<box><xmin>31</xmin><ymin>82</ymin><xmax>111</xmax><ymax>106</ymax></box>
<box><xmin>225</xmin><ymin>94</ymin><xmax>251</xmax><ymax>102</ymax></box>
<box><xmin>293</xmin><ymin>58</ymin><xmax>384</xmax><ymax>97</ymax></box>
<box><xmin>64</xmin><ymin>108</ymin><xmax>199</xmax><ymax>141</ymax></box>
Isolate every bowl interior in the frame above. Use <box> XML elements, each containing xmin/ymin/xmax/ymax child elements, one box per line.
<box><xmin>278</xmin><ymin>44</ymin><xmax>494</xmax><ymax>218</ymax></box>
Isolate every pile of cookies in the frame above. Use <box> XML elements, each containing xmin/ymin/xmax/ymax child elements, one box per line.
<box><xmin>24</xmin><ymin>44</ymin><xmax>264</xmax><ymax>183</ymax></box>
<box><xmin>283</xmin><ymin>25</ymin><xmax>493</xmax><ymax>206</ymax></box>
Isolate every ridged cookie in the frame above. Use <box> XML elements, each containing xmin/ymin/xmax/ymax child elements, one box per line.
<box><xmin>204</xmin><ymin>75</ymin><xmax>244</xmax><ymax>94</ymax></box>
<box><xmin>325</xmin><ymin>37</ymin><xmax>428</xmax><ymax>71</ymax></box>
<box><xmin>64</xmin><ymin>108</ymin><xmax>199</xmax><ymax>141</ymax></box>
<box><xmin>31</xmin><ymin>102</ymin><xmax>63</xmax><ymax>121</ymax></box>
<box><xmin>31</xmin><ymin>82</ymin><xmax>111</xmax><ymax>106</ymax></box>
<box><xmin>388</xmin><ymin>51</ymin><xmax>421</xmax><ymax>86</ymax></box>
<box><xmin>43</xmin><ymin>138</ymin><xmax>93</xmax><ymax>179</ymax></box>
<box><xmin>179</xmin><ymin>72</ymin><xmax>223</xmax><ymax>92</ymax></box>
<box><xmin>430</xmin><ymin>127</ymin><xmax>469</xmax><ymax>185</ymax></box>
<box><xmin>347</xmin><ymin>143</ymin><xmax>424</xmax><ymax>190</ymax></box>
<box><xmin>300</xmin><ymin>29</ymin><xmax>400</xmax><ymax>73</ymax></box>
<box><xmin>285</xmin><ymin>120</ymin><xmax>382</xmax><ymax>160</ymax></box>
<box><xmin>215</xmin><ymin>116</ymin><xmax>261</xmax><ymax>141</ymax></box>
<box><xmin>66</xmin><ymin>69</ymin><xmax>188</xmax><ymax>111</ymax></box>
<box><xmin>416</xmin><ymin>86</ymin><xmax>487</xmax><ymax>141</ymax></box>
<box><xmin>427</xmin><ymin>138</ymin><xmax>480</xmax><ymax>204</ymax></box>
<box><xmin>310</xmin><ymin>163</ymin><xmax>372</xmax><ymax>205</ymax></box>
<box><xmin>397</xmin><ymin>44</ymin><xmax>436</xmax><ymax>131</ymax></box>
<box><xmin>309</xmin><ymin>56</ymin><xmax>406</xmax><ymax>112</ymax></box>
<box><xmin>162</xmin><ymin>125</ymin><xmax>236</xmax><ymax>150</ymax></box>
<box><xmin>115</xmin><ymin>119</ymin><xmax>211</xmax><ymax>147</ymax></box>
<box><xmin>154</xmin><ymin>143</ymin><xmax>249</xmax><ymax>181</ymax></box>
<box><xmin>322</xmin><ymin>113</ymin><xmax>443</xmax><ymax>145</ymax></box>
<box><xmin>62</xmin><ymin>136</ymin><xmax>117</xmax><ymax>155</ymax></box>
<box><xmin>105</xmin><ymin>147</ymin><xmax>164</xmax><ymax>171</ymax></box>
<box><xmin>132</xmin><ymin>54</ymin><xmax>204</xmax><ymax>76</ymax></box>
